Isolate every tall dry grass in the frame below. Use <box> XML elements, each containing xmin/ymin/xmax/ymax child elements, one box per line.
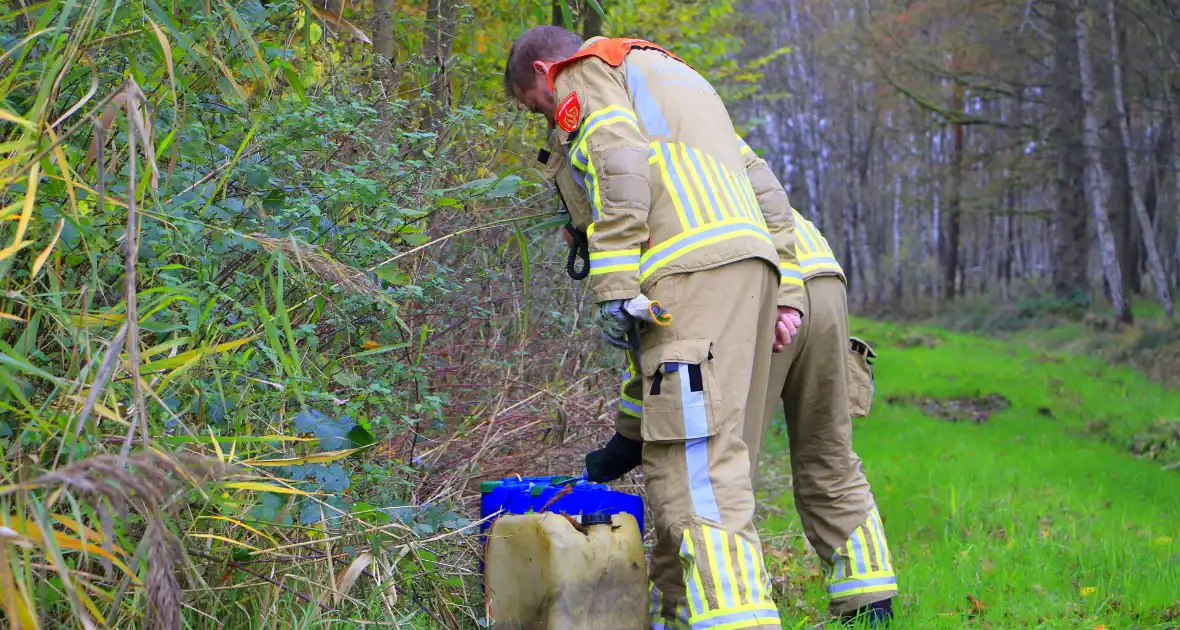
<box><xmin>0</xmin><ymin>0</ymin><xmax>627</xmax><ymax>626</ymax></box>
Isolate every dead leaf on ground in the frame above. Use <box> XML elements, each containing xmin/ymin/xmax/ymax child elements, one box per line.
<box><xmin>966</xmin><ymin>594</ymin><xmax>987</xmax><ymax>617</ymax></box>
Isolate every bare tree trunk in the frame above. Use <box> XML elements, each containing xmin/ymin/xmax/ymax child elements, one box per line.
<box><xmin>1174</xmin><ymin>88</ymin><xmax>1180</xmax><ymax>289</ymax></box>
<box><xmin>1076</xmin><ymin>0</ymin><xmax>1132</xmax><ymax>323</ymax></box>
<box><xmin>944</xmin><ymin>66</ymin><xmax>964</xmax><ymax>300</ymax></box>
<box><xmin>421</xmin><ymin>0</ymin><xmax>457</xmax><ymax>132</ymax></box>
<box><xmin>372</xmin><ymin>0</ymin><xmax>397</xmax><ymax>138</ymax></box>
<box><xmin>1107</xmin><ymin>0</ymin><xmax>1174</xmax><ymax>317</ymax></box>
<box><xmin>1052</xmin><ymin>0</ymin><xmax>1090</xmax><ymax>297</ymax></box>
<box><xmin>855</xmin><ymin>97</ymin><xmax>880</xmax><ymax>302</ymax></box>
<box><xmin>552</xmin><ymin>0</ymin><xmax>565</xmax><ymax>26</ymax></box>
<box><xmin>892</xmin><ymin>166</ymin><xmax>904</xmax><ymax>302</ymax></box>
<box><xmin>581</xmin><ymin>0</ymin><xmax>603</xmax><ymax>39</ymax></box>
<box><xmin>787</xmin><ymin>0</ymin><xmax>824</xmax><ymax>230</ymax></box>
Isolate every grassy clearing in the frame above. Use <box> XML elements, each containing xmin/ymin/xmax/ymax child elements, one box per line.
<box><xmin>758</xmin><ymin>318</ymin><xmax>1180</xmax><ymax>629</ymax></box>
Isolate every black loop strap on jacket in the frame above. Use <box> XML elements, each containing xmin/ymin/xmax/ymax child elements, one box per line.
<box><xmin>565</xmin><ymin>223</ymin><xmax>590</xmax><ymax>280</ymax></box>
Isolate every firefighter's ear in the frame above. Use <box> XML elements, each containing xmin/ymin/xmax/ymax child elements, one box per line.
<box><xmin>533</xmin><ymin>59</ymin><xmax>555</xmax><ymax>77</ymax></box>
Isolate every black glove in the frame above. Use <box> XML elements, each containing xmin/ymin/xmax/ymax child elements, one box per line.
<box><xmin>584</xmin><ymin>433</ymin><xmax>644</xmax><ymax>482</ymax></box>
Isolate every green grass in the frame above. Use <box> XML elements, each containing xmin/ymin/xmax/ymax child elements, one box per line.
<box><xmin>757</xmin><ymin>318</ymin><xmax>1180</xmax><ymax>629</ymax></box>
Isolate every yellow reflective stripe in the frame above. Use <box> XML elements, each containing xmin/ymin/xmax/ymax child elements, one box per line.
<box><xmin>697</xmin><ymin>151</ymin><xmax>736</xmax><ymax>220</ymax></box>
<box><xmin>590</xmin><ymin>264</ymin><xmax>640</xmax><ymax>276</ymax></box>
<box><xmin>590</xmin><ymin>249</ymin><xmax>641</xmax><ymax>259</ymax></box>
<box><xmin>687</xmin><ymin>600</ymin><xmax>782</xmax><ymax>628</ymax></box>
<box><xmin>833</xmin><ymin>583</ymin><xmax>898</xmax><ymax>598</ymax></box>
<box><xmin>571</xmin><ymin>106</ymin><xmax>640</xmax><ymax>166</ymax></box>
<box><xmin>864</xmin><ymin>514</ymin><xmax>885</xmax><ymax>573</ymax></box>
<box><xmin>735</xmin><ymin>133</ymin><xmax>753</xmax><ymax>156</ymax></box>
<box><xmin>680</xmin><ymin>144</ymin><xmax>721</xmax><ymax>225</ymax></box>
<box><xmin>853</xmin><ymin>527</ymin><xmax>872</xmax><ymax>576</ymax></box>
<box><xmin>735</xmin><ymin>172</ymin><xmax>764</xmax><ymax>226</ymax></box>
<box><xmin>666</xmin><ymin>144</ymin><xmax>706</xmax><ymax>228</ymax></box>
<box><xmin>727</xmin><ymin>169</ymin><xmax>758</xmax><ymax>220</ymax></box>
<box><xmin>706</xmin><ymin>153</ymin><xmax>742</xmax><ymax>220</ymax></box>
<box><xmin>714</xmin><ymin>166</ymin><xmax>747</xmax><ymax>219</ymax></box>
<box><xmin>749</xmin><ymin>538</ymin><xmax>766</xmax><ymax>605</ymax></box>
<box><xmin>734</xmin><ymin>533</ymin><xmax>752</xmax><ymax>606</ymax></box>
<box><xmin>585</xmin><ymin>157</ymin><xmax>603</xmax><ymax>221</ymax></box>
<box><xmin>719</xmin><ymin>530</ymin><xmax>741</xmax><ymax>610</ymax></box>
<box><xmin>640</xmin><ymin>227</ymin><xmax>774</xmax><ymax>282</ymax></box>
<box><xmin>870</xmin><ymin>509</ymin><xmax>891</xmax><ymax>572</ymax></box>
<box><xmin>653</xmin><ymin>149</ymin><xmax>694</xmax><ymax>229</ymax></box>
<box><xmin>792</xmin><ymin>212</ymin><xmax>819</xmax><ymax>254</ymax></box>
<box><xmin>706</xmin><ymin>528</ymin><xmax>728</xmax><ymax>610</ymax></box>
<box><xmin>683</xmin><ymin>532</ymin><xmax>709</xmax><ymax>618</ymax></box>
<box><xmin>589</xmin><ymin>248</ymin><xmax>641</xmax><ymax>276</ymax></box>
<box><xmin>800</xmin><ymin>261</ymin><xmax>844</xmax><ymax>275</ymax></box>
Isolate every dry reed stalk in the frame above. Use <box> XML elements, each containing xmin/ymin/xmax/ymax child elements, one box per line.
<box><xmin>249</xmin><ymin>234</ymin><xmax>386</xmax><ymax>300</ymax></box>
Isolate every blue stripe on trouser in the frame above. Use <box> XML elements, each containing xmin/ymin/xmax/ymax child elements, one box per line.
<box><xmin>681</xmin><ymin>528</ymin><xmax>781</xmax><ymax>628</ymax></box>
<box><xmin>826</xmin><ymin>506</ymin><xmax>897</xmax><ymax>599</ymax></box>
<box><xmin>668</xmin><ymin>361</ymin><xmax>721</xmax><ymax>523</ymax></box>
<box><xmin>651</xmin><ymin>583</ymin><xmax>666</xmax><ymax>630</ymax></box>
<box><xmin>829</xmin><ymin>575</ymin><xmax>897</xmax><ymax>595</ymax></box>
<box><xmin>691</xmin><ymin>606</ymin><xmax>781</xmax><ymax>629</ymax></box>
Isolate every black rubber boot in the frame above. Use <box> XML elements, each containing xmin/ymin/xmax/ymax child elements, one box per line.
<box><xmin>837</xmin><ymin>598</ymin><xmax>893</xmax><ymax>627</ymax></box>
<box><xmin>584</xmin><ymin>433</ymin><xmax>643</xmax><ymax>482</ymax></box>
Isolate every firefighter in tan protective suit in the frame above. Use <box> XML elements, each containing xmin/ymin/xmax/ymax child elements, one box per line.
<box><xmin>523</xmin><ymin>33</ymin><xmax>898</xmax><ymax>627</ymax></box>
<box><xmin>506</xmin><ymin>26</ymin><xmax>806</xmax><ymax>630</ymax></box>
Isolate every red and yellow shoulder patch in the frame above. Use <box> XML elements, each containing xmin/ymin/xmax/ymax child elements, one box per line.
<box><xmin>555</xmin><ymin>91</ymin><xmax>581</xmax><ymax>133</ymax></box>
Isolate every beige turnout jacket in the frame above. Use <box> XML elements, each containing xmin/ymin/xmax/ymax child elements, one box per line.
<box><xmin>541</xmin><ymin>37</ymin><xmax>808</xmax><ymax>312</ymax></box>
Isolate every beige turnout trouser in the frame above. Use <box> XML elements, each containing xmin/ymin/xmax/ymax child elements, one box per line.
<box><xmin>746</xmin><ymin>276</ymin><xmax>897</xmax><ymax>616</ymax></box>
<box><xmin>631</xmin><ymin>259</ymin><xmax>782</xmax><ymax>629</ymax></box>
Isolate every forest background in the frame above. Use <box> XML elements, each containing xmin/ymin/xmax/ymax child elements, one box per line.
<box><xmin>3</xmin><ymin>0</ymin><xmax>1180</xmax><ymax>627</ymax></box>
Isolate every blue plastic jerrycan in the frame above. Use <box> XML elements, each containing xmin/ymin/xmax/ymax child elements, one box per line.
<box><xmin>480</xmin><ymin>476</ymin><xmax>649</xmax><ymax>629</ymax></box>
<box><xmin>478</xmin><ymin>475</ymin><xmax>645</xmax><ymax>534</ymax></box>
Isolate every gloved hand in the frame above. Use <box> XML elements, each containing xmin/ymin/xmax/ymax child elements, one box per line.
<box><xmin>584</xmin><ymin>433</ymin><xmax>644</xmax><ymax>482</ymax></box>
<box><xmin>595</xmin><ymin>300</ymin><xmax>635</xmax><ymax>350</ymax></box>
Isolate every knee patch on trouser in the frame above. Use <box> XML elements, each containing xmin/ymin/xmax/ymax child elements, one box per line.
<box><xmin>824</xmin><ymin>506</ymin><xmax>898</xmax><ymax>613</ymax></box>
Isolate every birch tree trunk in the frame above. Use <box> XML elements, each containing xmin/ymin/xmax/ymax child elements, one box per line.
<box><xmin>892</xmin><ymin>167</ymin><xmax>904</xmax><ymax>301</ymax></box>
<box><xmin>1076</xmin><ymin>0</ymin><xmax>1133</xmax><ymax>323</ymax></box>
<box><xmin>1107</xmin><ymin>0</ymin><xmax>1174</xmax><ymax>316</ymax></box>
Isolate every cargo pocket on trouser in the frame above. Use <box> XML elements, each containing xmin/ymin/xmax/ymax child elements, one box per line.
<box><xmin>824</xmin><ymin>506</ymin><xmax>898</xmax><ymax>613</ymax></box>
<box><xmin>640</xmin><ymin>340</ymin><xmax>781</xmax><ymax>629</ymax></box>
<box><xmin>847</xmin><ymin>337</ymin><xmax>877</xmax><ymax>419</ymax></box>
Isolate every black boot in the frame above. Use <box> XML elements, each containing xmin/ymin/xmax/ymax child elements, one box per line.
<box><xmin>837</xmin><ymin>598</ymin><xmax>893</xmax><ymax>627</ymax></box>
<box><xmin>584</xmin><ymin>433</ymin><xmax>643</xmax><ymax>482</ymax></box>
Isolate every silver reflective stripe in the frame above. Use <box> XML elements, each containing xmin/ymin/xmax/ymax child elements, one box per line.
<box><xmin>626</xmin><ymin>62</ymin><xmax>670</xmax><ymax>136</ymax></box>
<box><xmin>829</xmin><ymin>575</ymin><xmax>898</xmax><ymax>595</ymax></box>
<box><xmin>677</xmin><ymin>362</ymin><xmax>721</xmax><ymax>522</ymax></box>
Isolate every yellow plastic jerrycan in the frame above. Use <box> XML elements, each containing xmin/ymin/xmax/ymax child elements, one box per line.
<box><xmin>484</xmin><ymin>510</ymin><xmax>648</xmax><ymax>629</ymax></box>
